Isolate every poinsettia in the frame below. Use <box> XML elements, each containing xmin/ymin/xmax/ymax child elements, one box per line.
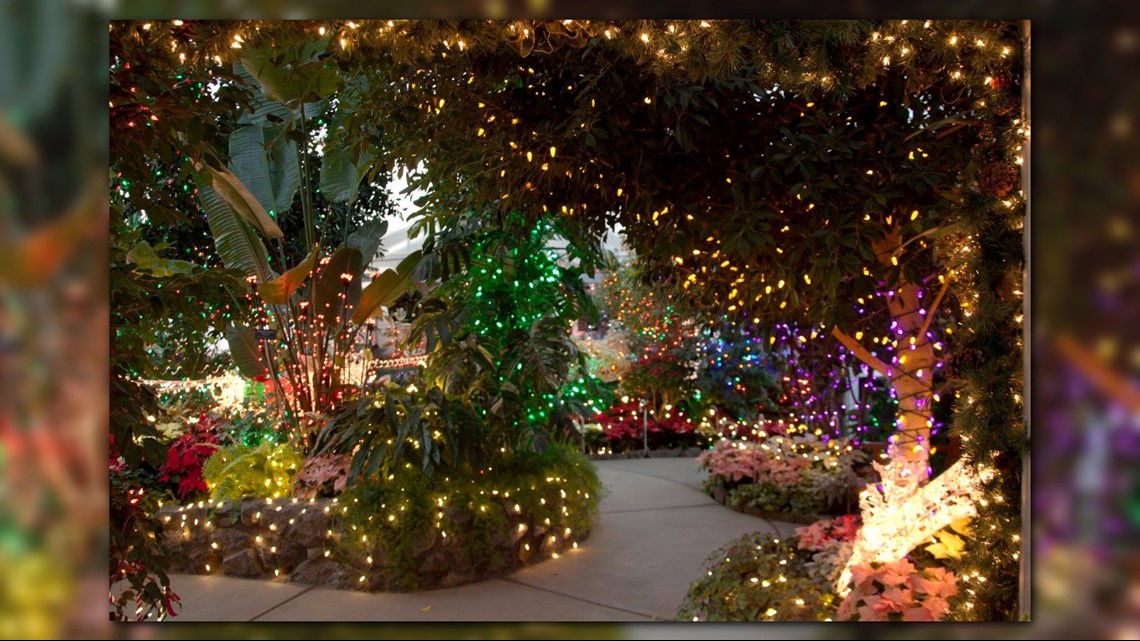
<box><xmin>837</xmin><ymin>558</ymin><xmax>959</xmax><ymax>621</ymax></box>
<box><xmin>589</xmin><ymin>401</ymin><xmax>698</xmax><ymax>449</ymax></box>
<box><xmin>795</xmin><ymin>514</ymin><xmax>862</xmax><ymax>551</ymax></box>
<box><xmin>157</xmin><ymin>414</ymin><xmax>220</xmax><ymax>500</ymax></box>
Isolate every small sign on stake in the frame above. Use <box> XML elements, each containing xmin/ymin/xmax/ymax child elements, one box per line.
<box><xmin>254</xmin><ymin>328</ymin><xmax>277</xmax><ymax>340</ymax></box>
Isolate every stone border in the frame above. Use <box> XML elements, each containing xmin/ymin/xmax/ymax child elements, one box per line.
<box><xmin>159</xmin><ymin>495</ymin><xmax>588</xmax><ymax>591</ymax></box>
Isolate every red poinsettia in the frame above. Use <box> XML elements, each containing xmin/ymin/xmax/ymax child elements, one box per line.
<box><xmin>589</xmin><ymin>401</ymin><xmax>697</xmax><ymax>448</ymax></box>
<box><xmin>158</xmin><ymin>414</ymin><xmax>220</xmax><ymax>500</ymax></box>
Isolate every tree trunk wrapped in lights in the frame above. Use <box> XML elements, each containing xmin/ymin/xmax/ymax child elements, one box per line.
<box><xmin>832</xmin><ymin>226</ymin><xmax>941</xmax><ymax>473</ymax></box>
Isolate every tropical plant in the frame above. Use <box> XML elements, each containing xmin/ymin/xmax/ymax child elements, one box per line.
<box><xmin>316</xmin><ymin>380</ymin><xmax>482</xmax><ymax>483</ymax></box>
<box><xmin>178</xmin><ymin>38</ymin><xmax>420</xmax><ymax>442</ymax></box>
<box><xmin>408</xmin><ymin>219</ymin><xmax>602</xmax><ymax>454</ymax></box>
<box><xmin>202</xmin><ymin>441</ymin><xmax>303</xmax><ymax>503</ymax></box>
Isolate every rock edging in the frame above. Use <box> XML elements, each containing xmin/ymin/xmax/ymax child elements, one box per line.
<box><xmin>158</xmin><ymin>495</ymin><xmax>588</xmax><ymax>591</ymax></box>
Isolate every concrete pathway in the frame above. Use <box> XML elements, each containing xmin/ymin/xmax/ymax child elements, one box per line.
<box><xmin>164</xmin><ymin>457</ymin><xmax>798</xmax><ymax>622</ymax></box>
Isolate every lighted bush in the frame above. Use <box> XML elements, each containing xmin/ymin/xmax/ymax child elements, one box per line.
<box><xmin>202</xmin><ymin>441</ymin><xmax>302</xmax><ymax>503</ymax></box>
<box><xmin>699</xmin><ymin>433</ymin><xmax>865</xmax><ymax>515</ymax></box>
<box><xmin>336</xmin><ymin>445</ymin><xmax>602</xmax><ymax>591</ymax></box>
<box><xmin>678</xmin><ymin>532</ymin><xmax>836</xmax><ymax>622</ymax></box>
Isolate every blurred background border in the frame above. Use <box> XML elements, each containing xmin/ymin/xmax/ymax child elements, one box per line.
<box><xmin>0</xmin><ymin>0</ymin><xmax>1136</xmax><ymax>638</ymax></box>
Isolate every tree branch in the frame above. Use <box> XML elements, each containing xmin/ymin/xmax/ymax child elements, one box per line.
<box><xmin>918</xmin><ymin>276</ymin><xmax>951</xmax><ymax>337</ymax></box>
<box><xmin>831</xmin><ymin>325</ymin><xmax>893</xmax><ymax>379</ymax></box>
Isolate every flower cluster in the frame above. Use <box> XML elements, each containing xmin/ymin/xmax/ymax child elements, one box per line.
<box><xmin>157</xmin><ymin>414</ymin><xmax>221</xmax><ymax>500</ymax></box>
<box><xmin>796</xmin><ymin>515</ymin><xmax>861</xmax><ymax>586</ymax></box>
<box><xmin>698</xmin><ymin>439</ymin><xmax>807</xmax><ymax>484</ymax></box>
<box><xmin>699</xmin><ymin>433</ymin><xmax>865</xmax><ymax>514</ymax></box>
<box><xmin>796</xmin><ymin>514</ymin><xmax>861</xmax><ymax>550</ymax></box>
<box><xmin>836</xmin><ymin>559</ymin><xmax>958</xmax><ymax>621</ymax></box>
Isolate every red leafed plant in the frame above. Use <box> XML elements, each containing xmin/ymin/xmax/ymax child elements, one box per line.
<box><xmin>589</xmin><ymin>401</ymin><xmax>698</xmax><ymax>450</ymax></box>
<box><xmin>158</xmin><ymin>414</ymin><xmax>220</xmax><ymax>500</ymax></box>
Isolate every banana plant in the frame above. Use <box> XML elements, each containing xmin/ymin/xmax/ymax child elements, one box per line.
<box><xmin>191</xmin><ymin>39</ymin><xmax>421</xmax><ymax>443</ymax></box>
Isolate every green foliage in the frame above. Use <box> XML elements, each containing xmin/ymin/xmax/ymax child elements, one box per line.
<box><xmin>401</xmin><ymin>218</ymin><xmax>600</xmax><ymax>463</ymax></box>
<box><xmin>110</xmin><ymin>222</ymin><xmax>245</xmax><ymax>465</ymax></box>
<box><xmin>202</xmin><ymin>441</ymin><xmax>303</xmax><ymax>503</ymax></box>
<box><xmin>336</xmin><ymin>446</ymin><xmax>602</xmax><ymax>591</ymax></box>
<box><xmin>110</xmin><ymin>467</ymin><xmax>180</xmax><ymax>621</ymax></box>
<box><xmin>111</xmin><ymin>20</ymin><xmax>1026</xmax><ymax>618</ymax></box>
<box><xmin>942</xmin><ymin>186</ymin><xmax>1026</xmax><ymax>621</ymax></box>
<box><xmin>678</xmin><ymin>533</ymin><xmax>835</xmax><ymax>622</ymax></box>
<box><xmin>317</xmin><ymin>380</ymin><xmax>482</xmax><ymax>483</ymax></box>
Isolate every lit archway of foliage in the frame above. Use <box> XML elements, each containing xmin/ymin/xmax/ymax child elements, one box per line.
<box><xmin>111</xmin><ymin>19</ymin><xmax>1025</xmax><ymax>620</ymax></box>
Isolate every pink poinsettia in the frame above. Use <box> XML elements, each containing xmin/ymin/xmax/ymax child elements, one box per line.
<box><xmin>837</xmin><ymin>559</ymin><xmax>959</xmax><ymax>622</ymax></box>
<box><xmin>795</xmin><ymin>514</ymin><xmax>862</xmax><ymax>551</ymax></box>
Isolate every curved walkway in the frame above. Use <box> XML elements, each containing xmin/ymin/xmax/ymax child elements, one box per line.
<box><xmin>163</xmin><ymin>458</ymin><xmax>798</xmax><ymax>622</ymax></box>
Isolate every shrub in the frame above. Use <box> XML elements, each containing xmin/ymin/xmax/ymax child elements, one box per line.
<box><xmin>678</xmin><ymin>532</ymin><xmax>835</xmax><ymax>622</ymax></box>
<box><xmin>202</xmin><ymin>441</ymin><xmax>302</xmax><ymax>503</ymax></box>
<box><xmin>620</xmin><ymin>353</ymin><xmax>693</xmax><ymax>410</ymax></box>
<box><xmin>336</xmin><ymin>445</ymin><xmax>601</xmax><ymax>591</ymax></box>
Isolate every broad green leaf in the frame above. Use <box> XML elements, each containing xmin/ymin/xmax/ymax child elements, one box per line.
<box><xmin>229</xmin><ymin>125</ymin><xmax>300</xmax><ymax>219</ymax></box>
<box><xmin>226</xmin><ymin>324</ymin><xmax>267</xmax><ymax>379</ymax></box>
<box><xmin>313</xmin><ymin>246</ymin><xmax>364</xmax><ymax>328</ymax></box>
<box><xmin>126</xmin><ymin>241</ymin><xmax>197</xmax><ymax>276</ymax></box>
<box><xmin>352</xmin><ymin>250</ymin><xmax>421</xmax><ymax>324</ymax></box>
<box><xmin>240</xmin><ymin>39</ymin><xmax>337</xmax><ymax>107</ymax></box>
<box><xmin>346</xmin><ymin>218</ymin><xmax>389</xmax><ymax>265</ymax></box>
<box><xmin>320</xmin><ymin>146</ymin><xmax>374</xmax><ymax>204</ymax></box>
<box><xmin>208</xmin><ymin>166</ymin><xmax>284</xmax><ymax>238</ymax></box>
<box><xmin>201</xmin><ymin>184</ymin><xmax>271</xmax><ymax>282</ymax></box>
<box><xmin>258</xmin><ymin>247</ymin><xmax>319</xmax><ymax>304</ymax></box>
<box><xmin>352</xmin><ymin>269</ymin><xmax>403</xmax><ymax>324</ymax></box>
<box><xmin>240</xmin><ymin>49</ymin><xmax>296</xmax><ymax>105</ymax></box>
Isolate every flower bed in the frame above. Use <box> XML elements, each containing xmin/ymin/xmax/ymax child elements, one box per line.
<box><xmin>158</xmin><ymin>447</ymin><xmax>601</xmax><ymax>592</ymax></box>
<box><xmin>680</xmin><ymin>515</ymin><xmax>965</xmax><ymax>622</ymax></box>
<box><xmin>584</xmin><ymin>401</ymin><xmax>703</xmax><ymax>453</ymax></box>
<box><xmin>698</xmin><ymin>433</ymin><xmax>866</xmax><ymax>517</ymax></box>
